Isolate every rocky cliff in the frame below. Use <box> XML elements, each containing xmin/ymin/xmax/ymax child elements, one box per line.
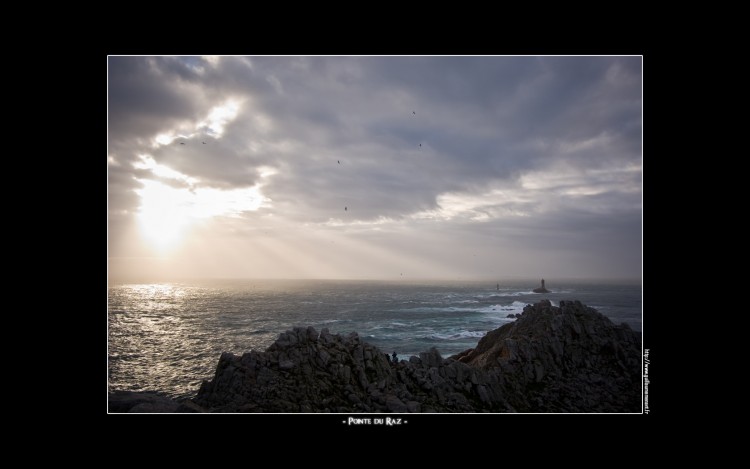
<box><xmin>187</xmin><ymin>300</ymin><xmax>641</xmax><ymax>413</ymax></box>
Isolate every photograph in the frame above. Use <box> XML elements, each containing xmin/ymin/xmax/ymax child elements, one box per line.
<box><xmin>107</xmin><ymin>55</ymin><xmax>644</xmax><ymax>416</ymax></box>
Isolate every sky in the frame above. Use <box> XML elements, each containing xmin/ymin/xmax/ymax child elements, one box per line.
<box><xmin>107</xmin><ymin>56</ymin><xmax>642</xmax><ymax>282</ymax></box>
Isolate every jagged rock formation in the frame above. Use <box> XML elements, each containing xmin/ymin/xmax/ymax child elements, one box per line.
<box><xmin>454</xmin><ymin>300</ymin><xmax>641</xmax><ymax>411</ymax></box>
<box><xmin>189</xmin><ymin>300</ymin><xmax>641</xmax><ymax>413</ymax></box>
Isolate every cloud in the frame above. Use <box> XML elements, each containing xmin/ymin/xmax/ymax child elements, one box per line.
<box><xmin>108</xmin><ymin>56</ymin><xmax>642</xmax><ymax>280</ymax></box>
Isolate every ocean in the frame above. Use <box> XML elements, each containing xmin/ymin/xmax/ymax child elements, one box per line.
<box><xmin>107</xmin><ymin>279</ymin><xmax>642</xmax><ymax>400</ymax></box>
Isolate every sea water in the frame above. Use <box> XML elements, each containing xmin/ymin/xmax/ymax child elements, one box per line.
<box><xmin>107</xmin><ymin>279</ymin><xmax>641</xmax><ymax>399</ymax></box>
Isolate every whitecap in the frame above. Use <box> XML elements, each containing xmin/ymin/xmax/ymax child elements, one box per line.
<box><xmin>429</xmin><ymin>330</ymin><xmax>488</xmax><ymax>340</ymax></box>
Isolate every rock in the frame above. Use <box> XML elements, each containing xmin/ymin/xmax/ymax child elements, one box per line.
<box><xmin>319</xmin><ymin>328</ymin><xmax>334</xmax><ymax>344</ymax></box>
<box><xmin>279</xmin><ymin>360</ymin><xmax>295</xmax><ymax>370</ymax></box>
<box><xmin>108</xmin><ymin>390</ymin><xmax>180</xmax><ymax>413</ymax></box>
<box><xmin>189</xmin><ymin>301</ymin><xmax>641</xmax><ymax>413</ymax></box>
<box><xmin>419</xmin><ymin>347</ymin><xmax>443</xmax><ymax>368</ymax></box>
<box><xmin>176</xmin><ymin>400</ymin><xmax>206</xmax><ymax>413</ymax></box>
<box><xmin>476</xmin><ymin>385</ymin><xmax>491</xmax><ymax>403</ymax></box>
<box><xmin>406</xmin><ymin>401</ymin><xmax>421</xmax><ymax>413</ymax></box>
<box><xmin>452</xmin><ymin>348</ymin><xmax>473</xmax><ymax>363</ymax></box>
<box><xmin>385</xmin><ymin>395</ymin><xmax>408</xmax><ymax>413</ymax></box>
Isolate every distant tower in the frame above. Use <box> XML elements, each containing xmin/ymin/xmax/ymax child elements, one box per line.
<box><xmin>533</xmin><ymin>278</ymin><xmax>549</xmax><ymax>294</ymax></box>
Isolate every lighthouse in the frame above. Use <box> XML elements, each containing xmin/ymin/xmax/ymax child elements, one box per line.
<box><xmin>533</xmin><ymin>278</ymin><xmax>549</xmax><ymax>293</ymax></box>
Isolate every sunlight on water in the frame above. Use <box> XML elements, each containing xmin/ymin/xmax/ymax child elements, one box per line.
<box><xmin>108</xmin><ymin>283</ymin><xmax>276</xmax><ymax>399</ymax></box>
<box><xmin>108</xmin><ymin>279</ymin><xmax>642</xmax><ymax>399</ymax></box>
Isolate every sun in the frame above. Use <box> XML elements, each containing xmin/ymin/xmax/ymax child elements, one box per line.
<box><xmin>132</xmin><ymin>157</ymin><xmax>274</xmax><ymax>253</ymax></box>
<box><xmin>135</xmin><ymin>179</ymin><xmax>193</xmax><ymax>253</ymax></box>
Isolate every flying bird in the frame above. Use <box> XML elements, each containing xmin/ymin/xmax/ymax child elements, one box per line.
<box><xmin>202</xmin><ymin>142</ymin><xmax>206</xmax><ymax>144</ymax></box>
<box><xmin>338</xmin><ymin>160</ymin><xmax>340</xmax><ymax>164</ymax></box>
<box><xmin>180</xmin><ymin>142</ymin><xmax>185</xmax><ymax>145</ymax></box>
<box><xmin>419</xmin><ymin>143</ymin><xmax>421</xmax><ymax>147</ymax></box>
<box><xmin>413</xmin><ymin>111</ymin><xmax>416</xmax><ymax>115</ymax></box>
<box><xmin>345</xmin><ymin>206</ymin><xmax>347</xmax><ymax>211</ymax></box>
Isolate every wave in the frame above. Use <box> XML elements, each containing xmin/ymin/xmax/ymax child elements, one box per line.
<box><xmin>428</xmin><ymin>330</ymin><xmax>488</xmax><ymax>340</ymax></box>
<box><xmin>484</xmin><ymin>291</ymin><xmax>534</xmax><ymax>298</ymax></box>
<box><xmin>392</xmin><ymin>301</ymin><xmax>529</xmax><ymax>315</ymax></box>
<box><xmin>476</xmin><ymin>301</ymin><xmax>528</xmax><ymax>314</ymax></box>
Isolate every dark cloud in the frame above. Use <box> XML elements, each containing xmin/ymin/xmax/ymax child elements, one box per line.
<box><xmin>108</xmin><ymin>57</ymin><xmax>203</xmax><ymax>149</ymax></box>
<box><xmin>152</xmin><ymin>138</ymin><xmax>261</xmax><ymax>189</ymax></box>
